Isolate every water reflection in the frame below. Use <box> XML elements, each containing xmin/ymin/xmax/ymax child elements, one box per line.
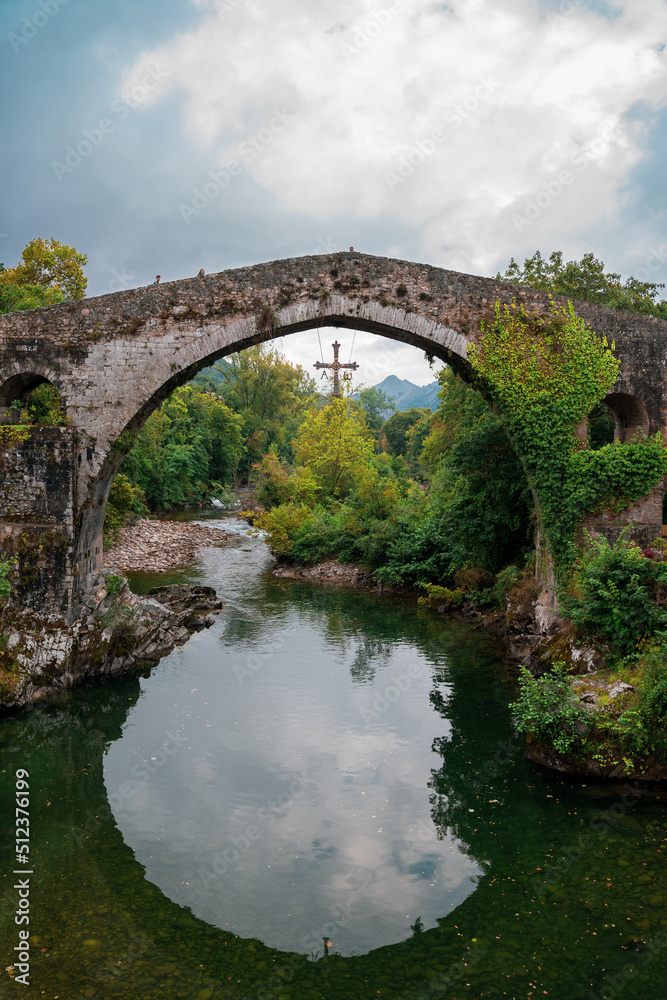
<box><xmin>106</xmin><ymin>540</ymin><xmax>486</xmax><ymax>954</ymax></box>
<box><xmin>2</xmin><ymin>515</ymin><xmax>666</xmax><ymax>998</ymax></box>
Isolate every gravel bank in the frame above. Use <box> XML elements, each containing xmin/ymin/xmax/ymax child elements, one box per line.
<box><xmin>104</xmin><ymin>518</ymin><xmax>233</xmax><ymax>573</ymax></box>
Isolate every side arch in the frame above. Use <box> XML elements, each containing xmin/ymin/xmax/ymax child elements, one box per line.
<box><xmin>603</xmin><ymin>392</ymin><xmax>651</xmax><ymax>443</ymax></box>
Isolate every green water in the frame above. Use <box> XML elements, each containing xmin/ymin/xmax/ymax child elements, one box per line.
<box><xmin>1</xmin><ymin>515</ymin><xmax>666</xmax><ymax>999</ymax></box>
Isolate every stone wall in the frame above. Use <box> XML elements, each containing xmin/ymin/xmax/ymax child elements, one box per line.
<box><xmin>583</xmin><ymin>480</ymin><xmax>665</xmax><ymax>550</ymax></box>
<box><xmin>0</xmin><ymin>426</ymin><xmax>77</xmax><ymax>615</ymax></box>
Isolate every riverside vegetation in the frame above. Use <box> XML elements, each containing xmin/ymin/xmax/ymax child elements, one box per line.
<box><xmin>3</xmin><ymin>243</ymin><xmax>667</xmax><ymax>772</ymax></box>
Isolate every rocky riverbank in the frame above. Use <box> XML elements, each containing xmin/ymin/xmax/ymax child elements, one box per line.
<box><xmin>0</xmin><ymin>572</ymin><xmax>223</xmax><ymax>714</ymax></box>
<box><xmin>104</xmin><ymin>518</ymin><xmax>233</xmax><ymax>573</ymax></box>
<box><xmin>273</xmin><ymin>560</ymin><xmax>380</xmax><ymax>589</ymax></box>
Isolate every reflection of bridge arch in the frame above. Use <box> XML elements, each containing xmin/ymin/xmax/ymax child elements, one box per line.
<box><xmin>1</xmin><ymin>251</ymin><xmax>667</xmax><ymax>606</ymax></box>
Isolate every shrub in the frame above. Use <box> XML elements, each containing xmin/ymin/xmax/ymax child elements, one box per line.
<box><xmin>291</xmin><ymin>507</ymin><xmax>339</xmax><ymax>564</ymax></box>
<box><xmin>0</xmin><ymin>557</ymin><xmax>13</xmax><ymax>601</ymax></box>
<box><xmin>510</xmin><ymin>663</ymin><xmax>588</xmax><ymax>754</ymax></box>
<box><xmin>252</xmin><ymin>452</ymin><xmax>292</xmax><ymax>508</ymax></box>
<box><xmin>633</xmin><ymin>642</ymin><xmax>667</xmax><ymax>759</ymax></box>
<box><xmin>253</xmin><ymin>503</ymin><xmax>313</xmax><ymax>559</ymax></box>
<box><xmin>105</xmin><ymin>574</ymin><xmax>125</xmax><ymax>597</ymax></box>
<box><xmin>104</xmin><ymin>473</ymin><xmax>147</xmax><ymax>545</ymax></box>
<box><xmin>418</xmin><ymin>584</ymin><xmax>464</xmax><ymax>607</ymax></box>
<box><xmin>566</xmin><ymin>531</ymin><xmax>667</xmax><ymax>657</ymax></box>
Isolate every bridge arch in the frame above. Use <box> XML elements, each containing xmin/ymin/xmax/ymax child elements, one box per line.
<box><xmin>76</xmin><ymin>299</ymin><xmax>474</xmax><ymax>588</ymax></box>
<box><xmin>1</xmin><ymin>251</ymin><xmax>666</xmax><ymax>609</ymax></box>
<box><xmin>603</xmin><ymin>391</ymin><xmax>651</xmax><ymax>443</ymax></box>
<box><xmin>0</xmin><ymin>364</ymin><xmax>64</xmax><ymax>421</ymax></box>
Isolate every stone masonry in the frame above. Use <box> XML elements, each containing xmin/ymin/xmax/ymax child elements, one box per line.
<box><xmin>1</xmin><ymin>251</ymin><xmax>666</xmax><ymax>609</ymax></box>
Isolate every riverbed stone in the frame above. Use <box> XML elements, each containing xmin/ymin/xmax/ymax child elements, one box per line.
<box><xmin>0</xmin><ymin>566</ymin><xmax>223</xmax><ymax>713</ymax></box>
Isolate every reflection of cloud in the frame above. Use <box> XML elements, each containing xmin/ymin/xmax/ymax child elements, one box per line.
<box><xmin>104</xmin><ymin>599</ymin><xmax>479</xmax><ymax>954</ymax></box>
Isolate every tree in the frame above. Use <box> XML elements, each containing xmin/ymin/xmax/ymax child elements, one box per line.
<box><xmin>293</xmin><ymin>397</ymin><xmax>375</xmax><ymax>499</ymax></box>
<box><xmin>381</xmin><ymin>407</ymin><xmax>430</xmax><ymax>458</ymax></box>
<box><xmin>193</xmin><ymin>346</ymin><xmax>317</xmax><ymax>479</ymax></box>
<box><xmin>356</xmin><ymin>386</ymin><xmax>396</xmax><ymax>433</ymax></box>
<box><xmin>377</xmin><ymin>368</ymin><xmax>533</xmax><ymax>585</ymax></box>
<box><xmin>0</xmin><ymin>237</ymin><xmax>87</xmax><ymax>313</ymax></box>
<box><xmin>497</xmin><ymin>250</ymin><xmax>667</xmax><ymax>319</ymax></box>
<box><xmin>120</xmin><ymin>385</ymin><xmax>244</xmax><ymax>509</ymax></box>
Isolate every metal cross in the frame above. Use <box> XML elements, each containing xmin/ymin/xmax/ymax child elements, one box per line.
<box><xmin>314</xmin><ymin>341</ymin><xmax>359</xmax><ymax>398</ymax></box>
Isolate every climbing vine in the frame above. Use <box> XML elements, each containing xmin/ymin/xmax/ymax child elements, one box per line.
<box><xmin>468</xmin><ymin>301</ymin><xmax>667</xmax><ymax>578</ymax></box>
<box><xmin>0</xmin><ymin>426</ymin><xmax>31</xmax><ymax>446</ymax></box>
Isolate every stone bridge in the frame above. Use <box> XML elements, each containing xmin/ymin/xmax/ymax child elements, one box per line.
<box><xmin>1</xmin><ymin>251</ymin><xmax>666</xmax><ymax>614</ymax></box>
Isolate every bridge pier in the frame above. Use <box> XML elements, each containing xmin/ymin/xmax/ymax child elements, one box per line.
<box><xmin>0</xmin><ymin>427</ymin><xmax>79</xmax><ymax>616</ymax></box>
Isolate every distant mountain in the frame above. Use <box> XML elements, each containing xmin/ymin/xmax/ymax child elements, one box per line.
<box><xmin>370</xmin><ymin>374</ymin><xmax>441</xmax><ymax>413</ymax></box>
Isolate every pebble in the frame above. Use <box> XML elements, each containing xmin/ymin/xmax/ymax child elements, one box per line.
<box><xmin>104</xmin><ymin>519</ymin><xmax>233</xmax><ymax>573</ymax></box>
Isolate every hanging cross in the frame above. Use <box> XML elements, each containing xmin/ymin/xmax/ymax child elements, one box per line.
<box><xmin>314</xmin><ymin>341</ymin><xmax>359</xmax><ymax>398</ymax></box>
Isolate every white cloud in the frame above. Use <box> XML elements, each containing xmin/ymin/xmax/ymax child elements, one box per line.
<box><xmin>119</xmin><ymin>0</ymin><xmax>667</xmax><ymax>274</ymax></box>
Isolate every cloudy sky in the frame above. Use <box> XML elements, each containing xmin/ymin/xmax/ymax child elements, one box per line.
<box><xmin>1</xmin><ymin>0</ymin><xmax>666</xmax><ymax>386</ymax></box>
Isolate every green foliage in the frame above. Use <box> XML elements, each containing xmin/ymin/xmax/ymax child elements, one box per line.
<box><xmin>252</xmin><ymin>451</ymin><xmax>293</xmax><ymax>508</ymax></box>
<box><xmin>636</xmin><ymin>644</ymin><xmax>667</xmax><ymax>758</ymax></box>
<box><xmin>355</xmin><ymin>385</ymin><xmax>396</xmax><ymax>434</ymax></box>
<box><xmin>104</xmin><ymin>473</ymin><xmax>147</xmax><ymax>544</ymax></box>
<box><xmin>290</xmin><ymin>506</ymin><xmax>340</xmax><ymax>564</ymax></box>
<box><xmin>374</xmin><ymin>369</ymin><xmax>533</xmax><ymax>587</ymax></box>
<box><xmin>0</xmin><ymin>426</ymin><xmax>30</xmax><ymax>446</ymax></box>
<box><xmin>294</xmin><ymin>397</ymin><xmax>375</xmax><ymax>500</ymax></box>
<box><xmin>0</xmin><ymin>282</ymin><xmax>65</xmax><ymax>314</ymax></box>
<box><xmin>105</xmin><ymin>574</ymin><xmax>125</xmax><ymax>597</ymax></box>
<box><xmin>254</xmin><ymin>502</ymin><xmax>313</xmax><ymax>558</ymax></box>
<box><xmin>381</xmin><ymin>407</ymin><xmax>430</xmax><ymax>459</ymax></box>
<box><xmin>566</xmin><ymin>532</ymin><xmax>667</xmax><ymax>658</ymax></box>
<box><xmin>418</xmin><ymin>583</ymin><xmax>464</xmax><ymax>607</ymax></box>
<box><xmin>468</xmin><ymin>301</ymin><xmax>667</xmax><ymax>575</ymax></box>
<box><xmin>254</xmin><ymin>396</ymin><xmax>413</xmax><ymax>567</ymax></box>
<box><xmin>121</xmin><ymin>385</ymin><xmax>244</xmax><ymax>510</ymax></box>
<box><xmin>0</xmin><ymin>556</ymin><xmax>14</xmax><ymax>601</ymax></box>
<box><xmin>0</xmin><ymin>237</ymin><xmax>87</xmax><ymax>306</ymax></box>
<box><xmin>587</xmin><ymin>402</ymin><xmax>616</xmax><ymax>450</ymax></box>
<box><xmin>493</xmin><ymin>564</ymin><xmax>523</xmax><ymax>606</ymax></box>
<box><xmin>27</xmin><ymin>383</ymin><xmax>66</xmax><ymax>425</ymax></box>
<box><xmin>510</xmin><ymin>664</ymin><xmax>588</xmax><ymax>754</ymax></box>
<box><xmin>192</xmin><ymin>346</ymin><xmax>317</xmax><ymax>480</ymax></box>
<box><xmin>498</xmin><ymin>250</ymin><xmax>667</xmax><ymax>320</ymax></box>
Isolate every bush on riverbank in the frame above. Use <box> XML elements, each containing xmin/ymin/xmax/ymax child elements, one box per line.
<box><xmin>511</xmin><ymin>664</ymin><xmax>588</xmax><ymax>754</ymax></box>
<box><xmin>103</xmin><ymin>473</ymin><xmax>148</xmax><ymax>546</ymax></box>
<box><xmin>565</xmin><ymin>531</ymin><xmax>667</xmax><ymax>657</ymax></box>
<box><xmin>511</xmin><ymin>632</ymin><xmax>667</xmax><ymax>767</ymax></box>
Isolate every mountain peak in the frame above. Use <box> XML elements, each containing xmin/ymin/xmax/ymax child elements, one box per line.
<box><xmin>370</xmin><ymin>375</ymin><xmax>440</xmax><ymax>413</ymax></box>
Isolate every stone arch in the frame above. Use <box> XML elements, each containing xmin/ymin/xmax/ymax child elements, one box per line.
<box><xmin>0</xmin><ymin>366</ymin><xmax>63</xmax><ymax>424</ymax></box>
<box><xmin>603</xmin><ymin>392</ymin><xmax>650</xmax><ymax>443</ymax></box>
<box><xmin>74</xmin><ymin>303</ymin><xmax>474</xmax><ymax>585</ymax></box>
<box><xmin>2</xmin><ymin>250</ymin><xmax>666</xmax><ymax>609</ymax></box>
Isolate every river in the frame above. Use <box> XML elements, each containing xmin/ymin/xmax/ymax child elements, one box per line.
<box><xmin>1</xmin><ymin>512</ymin><xmax>666</xmax><ymax>999</ymax></box>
